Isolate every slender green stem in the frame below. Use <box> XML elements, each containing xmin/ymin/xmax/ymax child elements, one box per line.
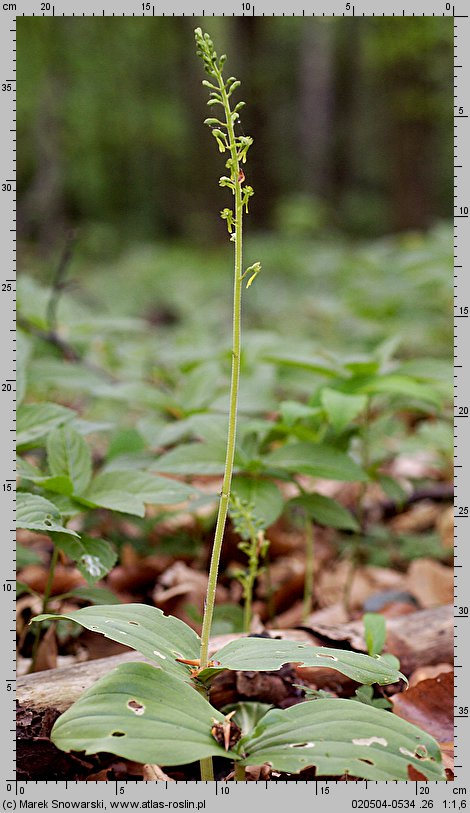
<box><xmin>200</xmin><ymin>757</ymin><xmax>215</xmax><ymax>782</ymax></box>
<box><xmin>30</xmin><ymin>545</ymin><xmax>59</xmax><ymax>672</ymax></box>
<box><xmin>42</xmin><ymin>545</ymin><xmax>60</xmax><ymax>615</ymax></box>
<box><xmin>194</xmin><ymin>681</ymin><xmax>215</xmax><ymax>780</ymax></box>
<box><xmin>243</xmin><ymin>554</ymin><xmax>256</xmax><ymax>633</ymax></box>
<box><xmin>199</xmin><ymin>70</ymin><xmax>243</xmax><ymax>671</ymax></box>
<box><xmin>234</xmin><ymin>763</ymin><xmax>246</xmax><ymax>782</ymax></box>
<box><xmin>343</xmin><ymin>398</ymin><xmax>372</xmax><ymax>615</ymax></box>
<box><xmin>302</xmin><ymin>518</ymin><xmax>314</xmax><ymax>622</ymax></box>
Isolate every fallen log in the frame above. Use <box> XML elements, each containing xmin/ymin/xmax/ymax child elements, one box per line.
<box><xmin>17</xmin><ymin>605</ymin><xmax>453</xmax><ymax>779</ymax></box>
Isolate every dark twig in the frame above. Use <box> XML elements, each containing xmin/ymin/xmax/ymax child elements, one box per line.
<box><xmin>46</xmin><ymin>229</ymin><xmax>78</xmax><ymax>335</ymax></box>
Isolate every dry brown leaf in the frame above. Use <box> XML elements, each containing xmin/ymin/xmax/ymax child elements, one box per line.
<box><xmin>256</xmin><ymin>554</ymin><xmax>305</xmax><ymax>615</ymax></box>
<box><xmin>378</xmin><ymin>602</ymin><xmax>418</xmax><ymax>619</ymax></box>
<box><xmin>143</xmin><ymin>764</ymin><xmax>175</xmax><ymax>782</ymax></box>
<box><xmin>406</xmin><ymin>559</ymin><xmax>454</xmax><ymax>607</ymax></box>
<box><xmin>409</xmin><ymin>663</ymin><xmax>453</xmax><ymax>686</ymax></box>
<box><xmin>316</xmin><ymin>561</ymin><xmax>403</xmax><ymax>610</ymax></box>
<box><xmin>152</xmin><ymin>561</ymin><xmax>228</xmax><ymax>629</ymax></box>
<box><xmin>440</xmin><ymin>743</ymin><xmax>454</xmax><ymax>780</ymax></box>
<box><xmin>32</xmin><ymin>624</ymin><xmax>58</xmax><ymax>673</ymax></box>
<box><xmin>391</xmin><ymin>670</ymin><xmax>453</xmax><ymax>743</ymax></box>
<box><xmin>389</xmin><ymin>501</ymin><xmax>441</xmax><ymax>534</ymax></box>
<box><xmin>226</xmin><ymin>764</ymin><xmax>271</xmax><ymax>781</ymax></box>
<box><xmin>272</xmin><ymin>601</ymin><xmax>305</xmax><ymax>629</ymax></box>
<box><xmin>16</xmin><ymin>594</ymin><xmax>42</xmax><ymax>636</ymax></box>
<box><xmin>389</xmin><ymin>452</ymin><xmax>439</xmax><ymax>480</ymax></box>
<box><xmin>86</xmin><ymin>769</ymin><xmax>112</xmax><ymax>782</ymax></box>
<box><xmin>437</xmin><ymin>506</ymin><xmax>454</xmax><ymax>549</ymax></box>
<box><xmin>20</xmin><ymin>564</ymin><xmax>85</xmax><ymax>596</ymax></box>
<box><xmin>107</xmin><ymin>558</ymin><xmax>168</xmax><ymax>596</ymax></box>
<box><xmin>304</xmin><ymin>603</ymin><xmax>349</xmax><ymax>627</ymax></box>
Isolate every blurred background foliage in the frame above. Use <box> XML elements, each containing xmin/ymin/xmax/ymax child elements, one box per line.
<box><xmin>17</xmin><ymin>18</ymin><xmax>454</xmax><ymax>632</ymax></box>
<box><xmin>17</xmin><ymin>16</ymin><xmax>452</xmax><ymax>360</ymax></box>
<box><xmin>18</xmin><ymin>16</ymin><xmax>452</xmax><ymax>243</ymax></box>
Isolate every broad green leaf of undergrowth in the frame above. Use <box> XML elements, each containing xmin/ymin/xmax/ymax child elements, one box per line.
<box><xmin>51</xmin><ymin>662</ymin><xmax>233</xmax><ymax>765</ymax></box>
<box><xmin>263</xmin><ymin>353</ymin><xmax>341</xmax><ymax>378</ymax></box>
<box><xmin>363</xmin><ymin>612</ymin><xmax>387</xmax><ymax>657</ymax></box>
<box><xmin>360</xmin><ymin>375</ymin><xmax>441</xmax><ymax>408</ymax></box>
<box><xmin>17</xmin><ymin>403</ymin><xmax>76</xmax><ymax>449</ymax></box>
<box><xmin>263</xmin><ymin>442</ymin><xmax>367</xmax><ymax>482</ymax></box>
<box><xmin>205</xmin><ymin>637</ymin><xmax>405</xmax><ymax>686</ymax></box>
<box><xmin>224</xmin><ymin>702</ymin><xmax>273</xmax><ymax>737</ymax></box>
<box><xmin>17</xmin><ymin>457</ymin><xmax>74</xmax><ymax>496</ymax></box>
<box><xmin>31</xmin><ymin>604</ymin><xmax>200</xmax><ymax>681</ymax></box>
<box><xmin>54</xmin><ymin>535</ymin><xmax>117</xmax><ymax>585</ymax></box>
<box><xmin>17</xmin><ymin>543</ymin><xmax>42</xmax><ymax>569</ymax></box>
<box><xmin>152</xmin><ymin>441</ymin><xmax>235</xmax><ymax>476</ymax></box>
<box><xmin>231</xmin><ymin>476</ymin><xmax>284</xmax><ymax>528</ymax></box>
<box><xmin>64</xmin><ymin>585</ymin><xmax>121</xmax><ymax>605</ymax></box>
<box><xmin>238</xmin><ymin>699</ymin><xmax>445</xmax><ymax>780</ymax></box>
<box><xmin>17</xmin><ymin>331</ymin><xmax>31</xmax><ymax>407</ymax></box>
<box><xmin>17</xmin><ymin>493</ymin><xmax>79</xmax><ymax>537</ymax></box>
<box><xmin>353</xmin><ymin>684</ymin><xmax>392</xmax><ymax>710</ymax></box>
<box><xmin>80</xmin><ymin>470</ymin><xmax>194</xmax><ymax>517</ymax></box>
<box><xmin>377</xmin><ymin>474</ymin><xmax>407</xmax><ymax>506</ymax></box>
<box><xmin>47</xmin><ymin>425</ymin><xmax>93</xmax><ymax>496</ymax></box>
<box><xmin>289</xmin><ymin>493</ymin><xmax>359</xmax><ymax>531</ymax></box>
<box><xmin>320</xmin><ymin>388</ymin><xmax>367</xmax><ymax>433</ymax></box>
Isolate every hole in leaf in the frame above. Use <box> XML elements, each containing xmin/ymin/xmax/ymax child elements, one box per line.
<box><xmin>353</xmin><ymin>737</ymin><xmax>387</xmax><ymax>747</ymax></box>
<box><xmin>44</xmin><ymin>516</ymin><xmax>53</xmax><ymax>527</ymax></box>
<box><xmin>153</xmin><ymin>650</ymin><xmax>166</xmax><ymax>660</ymax></box>
<box><xmin>127</xmin><ymin>700</ymin><xmax>145</xmax><ymax>716</ymax></box>
<box><xmin>289</xmin><ymin>742</ymin><xmax>315</xmax><ymax>748</ymax></box>
<box><xmin>111</xmin><ymin>731</ymin><xmax>126</xmax><ymax>737</ymax></box>
<box><xmin>415</xmin><ymin>744</ymin><xmax>428</xmax><ymax>759</ymax></box>
<box><xmin>358</xmin><ymin>758</ymin><xmax>374</xmax><ymax>766</ymax></box>
<box><xmin>318</xmin><ymin>653</ymin><xmax>338</xmax><ymax>661</ymax></box>
<box><xmin>127</xmin><ymin>621</ymin><xmax>140</xmax><ymax>626</ymax></box>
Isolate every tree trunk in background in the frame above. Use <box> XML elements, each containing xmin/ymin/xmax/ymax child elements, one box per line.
<box><xmin>18</xmin><ymin>77</ymin><xmax>66</xmax><ymax>252</ymax></box>
<box><xmin>331</xmin><ymin>19</ymin><xmax>360</xmax><ymax>211</ymax></box>
<box><xmin>387</xmin><ymin>64</ymin><xmax>433</xmax><ymax>232</ymax></box>
<box><xmin>299</xmin><ymin>20</ymin><xmax>334</xmax><ymax>197</ymax></box>
<box><xmin>233</xmin><ymin>17</ymin><xmax>278</xmax><ymax>230</ymax></box>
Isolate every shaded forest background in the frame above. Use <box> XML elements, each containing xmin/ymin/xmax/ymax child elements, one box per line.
<box><xmin>18</xmin><ymin>16</ymin><xmax>452</xmax><ymax>252</ymax></box>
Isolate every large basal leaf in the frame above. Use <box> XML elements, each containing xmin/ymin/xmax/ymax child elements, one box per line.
<box><xmin>31</xmin><ymin>604</ymin><xmax>200</xmax><ymax>680</ymax></box>
<box><xmin>238</xmin><ymin>698</ymin><xmax>445</xmax><ymax>780</ymax></box>
<box><xmin>47</xmin><ymin>425</ymin><xmax>93</xmax><ymax>496</ymax></box>
<box><xmin>51</xmin><ymin>662</ymin><xmax>233</xmax><ymax>765</ymax></box>
<box><xmin>80</xmin><ymin>470</ymin><xmax>194</xmax><ymax>517</ymax></box>
<box><xmin>17</xmin><ymin>403</ymin><xmax>76</xmax><ymax>448</ymax></box>
<box><xmin>207</xmin><ymin>637</ymin><xmax>405</xmax><ymax>686</ymax></box>
<box><xmin>17</xmin><ymin>493</ymin><xmax>79</xmax><ymax>537</ymax></box>
<box><xmin>54</xmin><ymin>535</ymin><xmax>117</xmax><ymax>585</ymax></box>
<box><xmin>288</xmin><ymin>493</ymin><xmax>359</xmax><ymax>531</ymax></box>
<box><xmin>230</xmin><ymin>476</ymin><xmax>284</xmax><ymax>528</ymax></box>
<box><xmin>263</xmin><ymin>442</ymin><xmax>367</xmax><ymax>482</ymax></box>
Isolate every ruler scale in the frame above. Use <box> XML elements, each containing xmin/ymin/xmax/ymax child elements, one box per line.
<box><xmin>1</xmin><ymin>0</ymin><xmax>466</xmax><ymax>806</ymax></box>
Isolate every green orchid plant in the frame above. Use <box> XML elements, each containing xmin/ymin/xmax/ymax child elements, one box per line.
<box><xmin>31</xmin><ymin>29</ymin><xmax>446</xmax><ymax>784</ymax></box>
